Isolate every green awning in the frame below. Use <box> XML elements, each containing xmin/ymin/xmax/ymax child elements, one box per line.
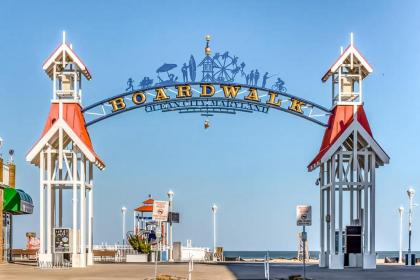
<box><xmin>3</xmin><ymin>187</ymin><xmax>34</xmax><ymax>215</ymax></box>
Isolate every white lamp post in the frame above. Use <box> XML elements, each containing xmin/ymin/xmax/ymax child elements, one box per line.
<box><xmin>406</xmin><ymin>187</ymin><xmax>416</xmax><ymax>265</ymax></box>
<box><xmin>167</xmin><ymin>190</ymin><xmax>174</xmax><ymax>262</ymax></box>
<box><xmin>398</xmin><ymin>206</ymin><xmax>404</xmax><ymax>264</ymax></box>
<box><xmin>121</xmin><ymin>206</ymin><xmax>127</xmax><ymax>245</ymax></box>
<box><xmin>212</xmin><ymin>204</ymin><xmax>218</xmax><ymax>260</ymax></box>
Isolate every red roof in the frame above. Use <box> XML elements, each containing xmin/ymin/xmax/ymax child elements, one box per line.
<box><xmin>134</xmin><ymin>205</ymin><xmax>153</xmax><ymax>212</ymax></box>
<box><xmin>308</xmin><ymin>105</ymin><xmax>372</xmax><ymax>171</ymax></box>
<box><xmin>143</xmin><ymin>198</ymin><xmax>154</xmax><ymax>204</ymax></box>
<box><xmin>40</xmin><ymin>103</ymin><xmax>104</xmax><ymax>167</ymax></box>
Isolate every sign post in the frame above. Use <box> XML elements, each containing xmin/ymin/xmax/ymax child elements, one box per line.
<box><xmin>154</xmin><ymin>223</ymin><xmax>161</xmax><ymax>280</ymax></box>
<box><xmin>296</xmin><ymin>205</ymin><xmax>311</xmax><ymax>279</ymax></box>
<box><xmin>152</xmin><ymin>201</ymin><xmax>169</xmax><ymax>279</ymax></box>
<box><xmin>264</xmin><ymin>251</ymin><xmax>270</xmax><ymax>279</ymax></box>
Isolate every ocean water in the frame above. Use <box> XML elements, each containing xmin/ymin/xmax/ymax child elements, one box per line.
<box><xmin>224</xmin><ymin>251</ymin><xmax>420</xmax><ymax>260</ymax></box>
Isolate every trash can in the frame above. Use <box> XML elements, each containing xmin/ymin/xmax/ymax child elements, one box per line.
<box><xmin>405</xmin><ymin>253</ymin><xmax>416</xmax><ymax>266</ymax></box>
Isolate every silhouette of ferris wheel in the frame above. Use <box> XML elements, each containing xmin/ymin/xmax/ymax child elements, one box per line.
<box><xmin>212</xmin><ymin>52</ymin><xmax>241</xmax><ymax>82</ymax></box>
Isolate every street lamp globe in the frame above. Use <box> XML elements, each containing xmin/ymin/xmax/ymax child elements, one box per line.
<box><xmin>399</xmin><ymin>206</ymin><xmax>404</xmax><ymax>214</ymax></box>
<box><xmin>121</xmin><ymin>206</ymin><xmax>127</xmax><ymax>213</ymax></box>
<box><xmin>407</xmin><ymin>188</ymin><xmax>415</xmax><ymax>199</ymax></box>
<box><xmin>167</xmin><ymin>189</ymin><xmax>174</xmax><ymax>201</ymax></box>
<box><xmin>212</xmin><ymin>204</ymin><xmax>218</xmax><ymax>213</ymax></box>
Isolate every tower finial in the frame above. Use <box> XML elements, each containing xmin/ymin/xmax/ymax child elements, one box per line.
<box><xmin>350</xmin><ymin>32</ymin><xmax>354</xmax><ymax>46</ymax></box>
<box><xmin>62</xmin><ymin>30</ymin><xmax>66</xmax><ymax>44</ymax></box>
<box><xmin>205</xmin><ymin>35</ymin><xmax>211</xmax><ymax>56</ymax></box>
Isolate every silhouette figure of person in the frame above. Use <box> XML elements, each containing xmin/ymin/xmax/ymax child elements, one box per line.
<box><xmin>254</xmin><ymin>70</ymin><xmax>260</xmax><ymax>86</ymax></box>
<box><xmin>181</xmin><ymin>63</ymin><xmax>189</xmax><ymax>82</ymax></box>
<box><xmin>276</xmin><ymin>78</ymin><xmax>285</xmax><ymax>90</ymax></box>
<box><xmin>262</xmin><ymin>72</ymin><xmax>269</xmax><ymax>88</ymax></box>
<box><xmin>169</xmin><ymin>73</ymin><xmax>176</xmax><ymax>82</ymax></box>
<box><xmin>126</xmin><ymin>78</ymin><xmax>134</xmax><ymax>91</ymax></box>
<box><xmin>249</xmin><ymin>70</ymin><xmax>254</xmax><ymax>86</ymax></box>
<box><xmin>246</xmin><ymin>74</ymin><xmax>250</xmax><ymax>85</ymax></box>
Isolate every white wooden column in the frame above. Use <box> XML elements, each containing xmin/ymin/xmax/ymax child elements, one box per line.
<box><xmin>326</xmin><ymin>160</ymin><xmax>331</xmax><ymax>257</ymax></box>
<box><xmin>59</xmin><ymin>169</ymin><xmax>63</xmax><ymax>227</ymax></box>
<box><xmin>88</xmin><ymin>188</ymin><xmax>93</xmax><ymax>264</ymax></box>
<box><xmin>338</xmin><ymin>153</ymin><xmax>343</xmax><ymax>255</ymax></box>
<box><xmin>320</xmin><ymin>187</ymin><xmax>325</xmax><ymax>255</ymax></box>
<box><xmin>351</xmin><ymin>123</ymin><xmax>358</xmax><ymax>223</ymax></box>
<box><xmin>39</xmin><ymin>150</ymin><xmax>45</xmax><ymax>254</ymax></box>
<box><xmin>330</xmin><ymin>155</ymin><xmax>336</xmax><ymax>255</ymax></box>
<box><xmin>350</xmin><ymin>162</ymin><xmax>354</xmax><ymax>223</ymax></box>
<box><xmin>326</xmin><ymin>186</ymin><xmax>331</xmax><ymax>257</ymax></box>
<box><xmin>46</xmin><ymin>148</ymin><xmax>52</xmax><ymax>256</ymax></box>
<box><xmin>72</xmin><ymin>149</ymin><xmax>78</xmax><ymax>263</ymax></box>
<box><xmin>363</xmin><ymin>153</ymin><xmax>369</xmax><ymax>254</ymax></box>
<box><xmin>87</xmin><ymin>162</ymin><xmax>93</xmax><ymax>265</ymax></box>
<box><xmin>370</xmin><ymin>153</ymin><xmax>376</xmax><ymax>254</ymax></box>
<box><xmin>80</xmin><ymin>156</ymin><xmax>86</xmax><ymax>267</ymax></box>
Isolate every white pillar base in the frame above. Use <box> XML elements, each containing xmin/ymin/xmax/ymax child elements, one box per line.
<box><xmin>38</xmin><ymin>253</ymin><xmax>53</xmax><ymax>265</ymax></box>
<box><xmin>362</xmin><ymin>254</ymin><xmax>376</xmax><ymax>269</ymax></box>
<box><xmin>328</xmin><ymin>254</ymin><xmax>344</xmax><ymax>269</ymax></box>
<box><xmin>87</xmin><ymin>252</ymin><xmax>94</xmax><ymax>265</ymax></box>
<box><xmin>79</xmin><ymin>253</ymin><xmax>87</xmax><ymax>267</ymax></box>
<box><xmin>348</xmin><ymin>253</ymin><xmax>363</xmax><ymax>267</ymax></box>
<box><xmin>319</xmin><ymin>252</ymin><xmax>328</xmax><ymax>268</ymax></box>
<box><xmin>72</xmin><ymin>253</ymin><xmax>87</xmax><ymax>268</ymax></box>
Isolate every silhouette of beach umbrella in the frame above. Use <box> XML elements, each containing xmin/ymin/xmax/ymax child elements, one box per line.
<box><xmin>156</xmin><ymin>63</ymin><xmax>177</xmax><ymax>73</ymax></box>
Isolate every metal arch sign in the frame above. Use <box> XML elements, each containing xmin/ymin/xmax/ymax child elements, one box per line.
<box><xmin>82</xmin><ymin>38</ymin><xmax>331</xmax><ymax>127</ymax></box>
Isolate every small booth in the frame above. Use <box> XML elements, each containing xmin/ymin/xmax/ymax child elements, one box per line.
<box><xmin>1</xmin><ymin>156</ymin><xmax>34</xmax><ymax>263</ymax></box>
<box><xmin>133</xmin><ymin>196</ymin><xmax>168</xmax><ymax>261</ymax></box>
<box><xmin>4</xmin><ymin>188</ymin><xmax>34</xmax><ymax>215</ymax></box>
<box><xmin>3</xmin><ymin>187</ymin><xmax>34</xmax><ymax>261</ymax></box>
<box><xmin>134</xmin><ymin>197</ymin><xmax>154</xmax><ymax>235</ymax></box>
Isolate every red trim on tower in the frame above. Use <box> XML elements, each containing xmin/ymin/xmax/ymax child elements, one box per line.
<box><xmin>40</xmin><ymin>103</ymin><xmax>104</xmax><ymax>167</ymax></box>
<box><xmin>308</xmin><ymin>105</ymin><xmax>372</xmax><ymax>170</ymax></box>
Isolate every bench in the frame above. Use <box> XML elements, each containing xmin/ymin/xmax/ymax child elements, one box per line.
<box><xmin>12</xmin><ymin>249</ymin><xmax>38</xmax><ymax>260</ymax></box>
<box><xmin>93</xmin><ymin>250</ymin><xmax>117</xmax><ymax>262</ymax></box>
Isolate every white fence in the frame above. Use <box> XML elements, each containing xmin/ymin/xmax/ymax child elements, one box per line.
<box><xmin>181</xmin><ymin>246</ymin><xmax>211</xmax><ymax>261</ymax></box>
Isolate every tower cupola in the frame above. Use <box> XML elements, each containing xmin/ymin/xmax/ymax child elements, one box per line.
<box><xmin>322</xmin><ymin>33</ymin><xmax>373</xmax><ymax>107</ymax></box>
<box><xmin>42</xmin><ymin>32</ymin><xmax>91</xmax><ymax>103</ymax></box>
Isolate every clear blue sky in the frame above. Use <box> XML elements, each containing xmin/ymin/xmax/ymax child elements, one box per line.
<box><xmin>1</xmin><ymin>0</ymin><xmax>420</xmax><ymax>251</ymax></box>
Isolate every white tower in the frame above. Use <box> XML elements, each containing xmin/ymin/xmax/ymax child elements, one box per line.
<box><xmin>27</xmin><ymin>33</ymin><xmax>104</xmax><ymax>268</ymax></box>
<box><xmin>310</xmin><ymin>34</ymin><xmax>389</xmax><ymax>270</ymax></box>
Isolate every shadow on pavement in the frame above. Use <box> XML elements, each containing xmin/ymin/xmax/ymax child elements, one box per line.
<box><xmin>225</xmin><ymin>263</ymin><xmax>420</xmax><ymax>280</ymax></box>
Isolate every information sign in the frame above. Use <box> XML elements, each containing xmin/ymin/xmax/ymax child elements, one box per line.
<box><xmin>54</xmin><ymin>228</ymin><xmax>70</xmax><ymax>253</ymax></box>
<box><xmin>296</xmin><ymin>205</ymin><xmax>312</xmax><ymax>226</ymax></box>
<box><xmin>152</xmin><ymin>200</ymin><xmax>169</xmax><ymax>222</ymax></box>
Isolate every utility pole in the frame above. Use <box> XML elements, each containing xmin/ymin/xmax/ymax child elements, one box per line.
<box><xmin>167</xmin><ymin>190</ymin><xmax>174</xmax><ymax>262</ymax></box>
<box><xmin>121</xmin><ymin>206</ymin><xmax>127</xmax><ymax>245</ymax></box>
<box><xmin>212</xmin><ymin>204</ymin><xmax>218</xmax><ymax>261</ymax></box>
<box><xmin>406</xmin><ymin>187</ymin><xmax>416</xmax><ymax>266</ymax></box>
<box><xmin>398</xmin><ymin>206</ymin><xmax>404</xmax><ymax>264</ymax></box>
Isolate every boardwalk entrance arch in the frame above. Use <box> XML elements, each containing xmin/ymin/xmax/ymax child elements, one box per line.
<box><xmin>26</xmin><ymin>34</ymin><xmax>388</xmax><ymax>269</ymax></box>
